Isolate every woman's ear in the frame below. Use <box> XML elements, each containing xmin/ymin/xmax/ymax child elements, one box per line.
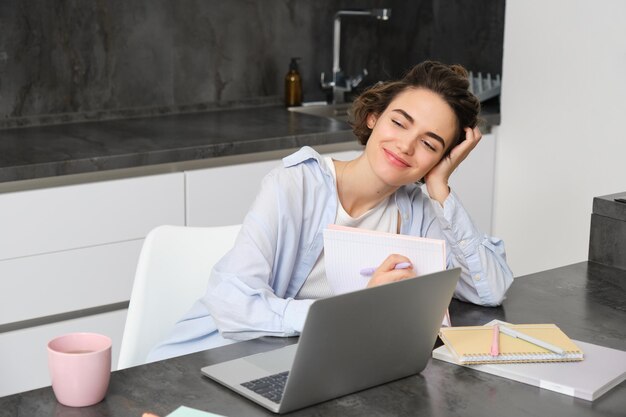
<box><xmin>366</xmin><ymin>113</ymin><xmax>378</xmax><ymax>129</ymax></box>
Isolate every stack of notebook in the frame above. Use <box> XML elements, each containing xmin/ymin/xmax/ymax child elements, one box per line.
<box><xmin>433</xmin><ymin>321</ymin><xmax>626</xmax><ymax>401</ymax></box>
<box><xmin>438</xmin><ymin>323</ymin><xmax>583</xmax><ymax>364</ymax></box>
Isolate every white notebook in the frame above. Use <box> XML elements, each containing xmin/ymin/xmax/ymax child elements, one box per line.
<box><xmin>322</xmin><ymin>224</ymin><xmax>446</xmax><ymax>295</ymax></box>
<box><xmin>432</xmin><ymin>340</ymin><xmax>626</xmax><ymax>401</ymax></box>
<box><xmin>323</xmin><ymin>224</ymin><xmax>450</xmax><ymax>326</ymax></box>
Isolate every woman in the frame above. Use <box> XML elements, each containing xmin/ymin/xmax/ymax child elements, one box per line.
<box><xmin>148</xmin><ymin>61</ymin><xmax>513</xmax><ymax>361</ymax></box>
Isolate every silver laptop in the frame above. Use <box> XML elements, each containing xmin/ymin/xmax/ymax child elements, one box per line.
<box><xmin>201</xmin><ymin>268</ymin><xmax>460</xmax><ymax>414</ymax></box>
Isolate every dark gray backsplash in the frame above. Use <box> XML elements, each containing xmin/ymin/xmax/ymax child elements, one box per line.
<box><xmin>0</xmin><ymin>0</ymin><xmax>504</xmax><ymax>121</ymax></box>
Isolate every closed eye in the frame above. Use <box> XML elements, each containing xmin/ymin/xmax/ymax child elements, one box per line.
<box><xmin>391</xmin><ymin>118</ymin><xmax>405</xmax><ymax>128</ymax></box>
<box><xmin>421</xmin><ymin>139</ymin><xmax>436</xmax><ymax>152</ymax></box>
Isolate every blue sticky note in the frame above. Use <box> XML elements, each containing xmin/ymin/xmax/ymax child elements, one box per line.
<box><xmin>166</xmin><ymin>405</ymin><xmax>226</xmax><ymax>417</ymax></box>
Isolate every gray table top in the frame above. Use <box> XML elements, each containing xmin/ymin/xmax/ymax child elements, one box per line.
<box><xmin>4</xmin><ymin>261</ymin><xmax>622</xmax><ymax>417</ymax></box>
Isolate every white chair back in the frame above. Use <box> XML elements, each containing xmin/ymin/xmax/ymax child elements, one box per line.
<box><xmin>118</xmin><ymin>224</ymin><xmax>240</xmax><ymax>369</ymax></box>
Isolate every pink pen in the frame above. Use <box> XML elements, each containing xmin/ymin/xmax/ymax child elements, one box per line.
<box><xmin>490</xmin><ymin>324</ymin><xmax>500</xmax><ymax>356</ymax></box>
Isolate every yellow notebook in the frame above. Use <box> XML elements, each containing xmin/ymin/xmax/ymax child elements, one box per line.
<box><xmin>439</xmin><ymin>324</ymin><xmax>584</xmax><ymax>364</ymax></box>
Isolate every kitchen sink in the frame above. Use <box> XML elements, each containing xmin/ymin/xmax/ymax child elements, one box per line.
<box><xmin>288</xmin><ymin>102</ymin><xmax>353</xmax><ymax>123</ymax></box>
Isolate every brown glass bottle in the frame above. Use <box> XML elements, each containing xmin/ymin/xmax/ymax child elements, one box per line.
<box><xmin>285</xmin><ymin>57</ymin><xmax>302</xmax><ymax>107</ymax></box>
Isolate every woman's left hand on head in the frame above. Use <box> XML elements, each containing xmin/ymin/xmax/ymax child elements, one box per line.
<box><xmin>424</xmin><ymin>126</ymin><xmax>482</xmax><ymax>204</ymax></box>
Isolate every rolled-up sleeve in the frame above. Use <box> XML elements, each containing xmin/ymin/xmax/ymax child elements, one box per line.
<box><xmin>425</xmin><ymin>190</ymin><xmax>513</xmax><ymax>306</ymax></box>
<box><xmin>202</xmin><ymin>168</ymin><xmax>316</xmax><ymax>340</ymax></box>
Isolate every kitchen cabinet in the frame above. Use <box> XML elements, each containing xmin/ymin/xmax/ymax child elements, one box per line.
<box><xmin>0</xmin><ymin>240</ymin><xmax>142</xmax><ymax>326</ymax></box>
<box><xmin>185</xmin><ymin>148</ymin><xmax>361</xmax><ymax>227</ymax></box>
<box><xmin>0</xmin><ymin>172</ymin><xmax>185</xmax><ymax>396</ymax></box>
<box><xmin>0</xmin><ymin>173</ymin><xmax>184</xmax><ymax>260</ymax></box>
<box><xmin>186</xmin><ymin>159</ymin><xmax>280</xmax><ymax>227</ymax></box>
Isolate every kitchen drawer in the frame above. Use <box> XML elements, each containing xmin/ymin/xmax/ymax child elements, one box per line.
<box><xmin>0</xmin><ymin>172</ymin><xmax>184</xmax><ymax>260</ymax></box>
<box><xmin>0</xmin><ymin>239</ymin><xmax>142</xmax><ymax>325</ymax></box>
<box><xmin>186</xmin><ymin>159</ymin><xmax>281</xmax><ymax>227</ymax></box>
<box><xmin>0</xmin><ymin>309</ymin><xmax>127</xmax><ymax>397</ymax></box>
<box><xmin>185</xmin><ymin>149</ymin><xmax>362</xmax><ymax>227</ymax></box>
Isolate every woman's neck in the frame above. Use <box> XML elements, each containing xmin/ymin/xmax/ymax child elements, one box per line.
<box><xmin>335</xmin><ymin>155</ymin><xmax>398</xmax><ymax>218</ymax></box>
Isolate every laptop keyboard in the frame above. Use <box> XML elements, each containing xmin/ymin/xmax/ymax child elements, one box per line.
<box><xmin>240</xmin><ymin>371</ymin><xmax>289</xmax><ymax>404</ymax></box>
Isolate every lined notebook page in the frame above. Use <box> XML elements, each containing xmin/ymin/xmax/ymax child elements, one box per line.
<box><xmin>322</xmin><ymin>224</ymin><xmax>446</xmax><ymax>295</ymax></box>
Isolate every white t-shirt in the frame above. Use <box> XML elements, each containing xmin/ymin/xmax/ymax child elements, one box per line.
<box><xmin>296</xmin><ymin>157</ymin><xmax>398</xmax><ymax>299</ymax></box>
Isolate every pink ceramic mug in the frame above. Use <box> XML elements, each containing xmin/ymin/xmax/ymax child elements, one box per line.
<box><xmin>47</xmin><ymin>332</ymin><xmax>112</xmax><ymax>407</ymax></box>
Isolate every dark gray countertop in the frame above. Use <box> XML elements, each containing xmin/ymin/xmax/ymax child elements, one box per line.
<box><xmin>0</xmin><ymin>103</ymin><xmax>500</xmax><ymax>185</ymax></box>
<box><xmin>0</xmin><ymin>105</ymin><xmax>354</xmax><ymax>184</ymax></box>
<box><xmin>1</xmin><ymin>261</ymin><xmax>624</xmax><ymax>417</ymax></box>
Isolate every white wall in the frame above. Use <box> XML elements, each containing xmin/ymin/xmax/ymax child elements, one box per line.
<box><xmin>494</xmin><ymin>0</ymin><xmax>626</xmax><ymax>276</ymax></box>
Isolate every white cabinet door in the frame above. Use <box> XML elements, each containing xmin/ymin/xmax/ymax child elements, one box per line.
<box><xmin>0</xmin><ymin>239</ymin><xmax>142</xmax><ymax>325</ymax></box>
<box><xmin>0</xmin><ymin>172</ymin><xmax>185</xmax><ymax>260</ymax></box>
<box><xmin>185</xmin><ymin>149</ymin><xmax>363</xmax><ymax>227</ymax></box>
<box><xmin>185</xmin><ymin>159</ymin><xmax>281</xmax><ymax>227</ymax></box>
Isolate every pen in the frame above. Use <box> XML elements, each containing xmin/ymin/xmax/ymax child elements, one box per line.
<box><xmin>490</xmin><ymin>324</ymin><xmax>500</xmax><ymax>356</ymax></box>
<box><xmin>359</xmin><ymin>262</ymin><xmax>412</xmax><ymax>276</ymax></box>
<box><xmin>499</xmin><ymin>325</ymin><xmax>565</xmax><ymax>355</ymax></box>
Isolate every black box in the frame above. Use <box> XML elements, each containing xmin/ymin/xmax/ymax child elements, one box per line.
<box><xmin>589</xmin><ymin>192</ymin><xmax>626</xmax><ymax>270</ymax></box>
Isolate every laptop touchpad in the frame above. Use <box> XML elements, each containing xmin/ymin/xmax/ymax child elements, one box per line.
<box><xmin>243</xmin><ymin>344</ymin><xmax>298</xmax><ymax>373</ymax></box>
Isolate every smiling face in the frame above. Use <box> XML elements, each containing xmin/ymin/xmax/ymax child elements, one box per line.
<box><xmin>364</xmin><ymin>87</ymin><xmax>459</xmax><ymax>187</ymax></box>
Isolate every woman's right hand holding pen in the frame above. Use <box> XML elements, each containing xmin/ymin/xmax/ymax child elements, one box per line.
<box><xmin>365</xmin><ymin>254</ymin><xmax>415</xmax><ymax>288</ymax></box>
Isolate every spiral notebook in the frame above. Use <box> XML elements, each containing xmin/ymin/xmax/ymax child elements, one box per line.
<box><xmin>438</xmin><ymin>324</ymin><xmax>584</xmax><ymax>364</ymax></box>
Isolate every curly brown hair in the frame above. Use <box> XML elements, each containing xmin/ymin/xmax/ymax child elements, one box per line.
<box><xmin>351</xmin><ymin>61</ymin><xmax>480</xmax><ymax>155</ymax></box>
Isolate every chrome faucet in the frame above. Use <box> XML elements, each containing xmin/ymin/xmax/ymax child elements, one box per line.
<box><xmin>321</xmin><ymin>8</ymin><xmax>391</xmax><ymax>104</ymax></box>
